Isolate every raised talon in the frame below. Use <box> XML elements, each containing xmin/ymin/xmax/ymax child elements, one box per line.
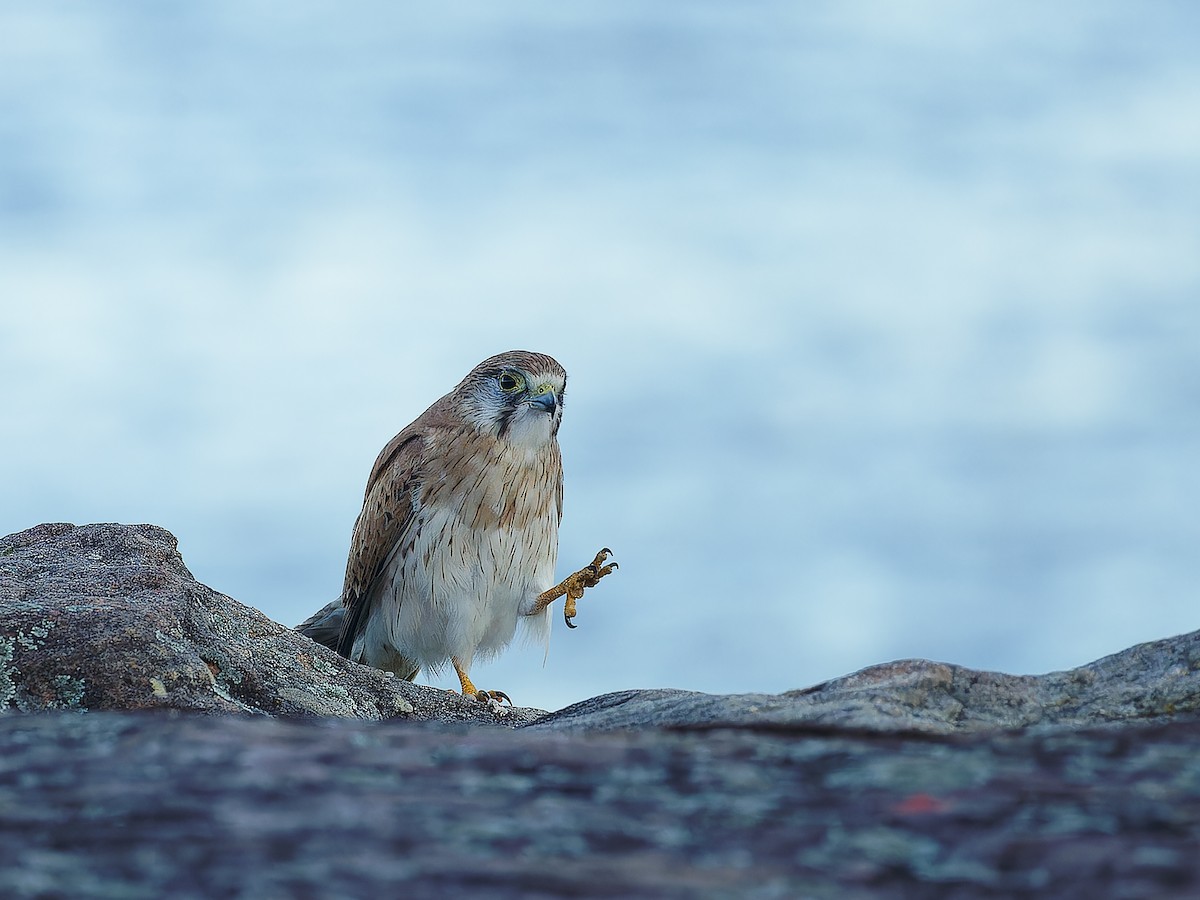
<box><xmin>532</xmin><ymin>547</ymin><xmax>617</xmax><ymax>626</ymax></box>
<box><xmin>561</xmin><ymin>549</ymin><xmax>618</xmax><ymax>628</ymax></box>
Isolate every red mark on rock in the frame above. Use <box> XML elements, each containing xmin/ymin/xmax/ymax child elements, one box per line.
<box><xmin>891</xmin><ymin>793</ymin><xmax>951</xmax><ymax>815</ymax></box>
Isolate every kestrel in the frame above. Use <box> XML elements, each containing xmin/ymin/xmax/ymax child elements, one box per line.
<box><xmin>297</xmin><ymin>350</ymin><xmax>616</xmax><ymax>705</ymax></box>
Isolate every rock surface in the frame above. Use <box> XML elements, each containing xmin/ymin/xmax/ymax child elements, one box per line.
<box><xmin>3</xmin><ymin>521</ymin><xmax>1200</xmax><ymax>897</ymax></box>
<box><xmin>532</xmin><ymin>629</ymin><xmax>1200</xmax><ymax>733</ymax></box>
<box><xmin>0</xmin><ymin>523</ymin><xmax>543</xmax><ymax>726</ymax></box>
<box><xmin>2</xmin><ymin>711</ymin><xmax>1200</xmax><ymax>898</ymax></box>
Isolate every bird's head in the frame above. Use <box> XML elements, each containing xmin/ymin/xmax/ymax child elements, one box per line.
<box><xmin>455</xmin><ymin>350</ymin><xmax>567</xmax><ymax>448</ymax></box>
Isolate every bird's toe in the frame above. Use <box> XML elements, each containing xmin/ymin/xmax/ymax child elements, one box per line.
<box><xmin>473</xmin><ymin>689</ymin><xmax>512</xmax><ymax>706</ymax></box>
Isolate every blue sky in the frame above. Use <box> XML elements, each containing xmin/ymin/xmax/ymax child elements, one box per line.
<box><xmin>2</xmin><ymin>2</ymin><xmax>1198</xmax><ymax>709</ymax></box>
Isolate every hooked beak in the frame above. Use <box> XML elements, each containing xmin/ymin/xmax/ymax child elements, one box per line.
<box><xmin>528</xmin><ymin>388</ymin><xmax>558</xmax><ymax>415</ymax></box>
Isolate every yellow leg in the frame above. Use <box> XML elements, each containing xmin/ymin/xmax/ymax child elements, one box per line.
<box><xmin>452</xmin><ymin>658</ymin><xmax>478</xmax><ymax>696</ymax></box>
<box><xmin>530</xmin><ymin>548</ymin><xmax>618</xmax><ymax>628</ymax></box>
<box><xmin>452</xmin><ymin>657</ymin><xmax>510</xmax><ymax>705</ymax></box>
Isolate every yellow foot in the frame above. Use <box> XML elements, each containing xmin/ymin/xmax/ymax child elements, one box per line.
<box><xmin>452</xmin><ymin>657</ymin><xmax>512</xmax><ymax>706</ymax></box>
<box><xmin>533</xmin><ymin>548</ymin><xmax>618</xmax><ymax>629</ymax></box>
<box><xmin>471</xmin><ymin>689</ymin><xmax>512</xmax><ymax>705</ymax></box>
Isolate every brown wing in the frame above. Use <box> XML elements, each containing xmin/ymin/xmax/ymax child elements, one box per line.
<box><xmin>336</xmin><ymin>428</ymin><xmax>426</xmax><ymax>657</ymax></box>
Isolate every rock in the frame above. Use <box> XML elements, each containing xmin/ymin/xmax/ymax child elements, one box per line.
<box><xmin>8</xmin><ymin>521</ymin><xmax>1198</xmax><ymax>736</ymax></box>
<box><xmin>0</xmin><ymin>711</ymin><xmax>1198</xmax><ymax>897</ymax></box>
<box><xmin>0</xmin><ymin>523</ymin><xmax>544</xmax><ymax>726</ymax></box>
<box><xmin>4</xmin><ymin>520</ymin><xmax>1200</xmax><ymax>895</ymax></box>
<box><xmin>530</xmin><ymin>633</ymin><xmax>1200</xmax><ymax>733</ymax></box>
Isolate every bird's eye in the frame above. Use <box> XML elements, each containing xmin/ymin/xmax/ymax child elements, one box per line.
<box><xmin>497</xmin><ymin>371</ymin><xmax>525</xmax><ymax>393</ymax></box>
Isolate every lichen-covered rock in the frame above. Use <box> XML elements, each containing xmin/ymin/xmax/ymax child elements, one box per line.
<box><xmin>0</xmin><ymin>523</ymin><xmax>544</xmax><ymax>725</ymax></box>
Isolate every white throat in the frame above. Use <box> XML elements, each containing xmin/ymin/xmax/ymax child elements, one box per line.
<box><xmin>504</xmin><ymin>404</ymin><xmax>556</xmax><ymax>452</ymax></box>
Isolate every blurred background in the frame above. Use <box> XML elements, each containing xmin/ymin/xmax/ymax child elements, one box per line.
<box><xmin>2</xmin><ymin>2</ymin><xmax>1197</xmax><ymax>711</ymax></box>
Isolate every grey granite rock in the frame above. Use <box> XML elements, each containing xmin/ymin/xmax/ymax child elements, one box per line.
<box><xmin>530</xmin><ymin>632</ymin><xmax>1200</xmax><ymax>733</ymax></box>
<box><xmin>0</xmin><ymin>711</ymin><xmax>1198</xmax><ymax>898</ymax></box>
<box><xmin>8</xmin><ymin>522</ymin><xmax>1199</xmax><ymax>737</ymax></box>
<box><xmin>0</xmin><ymin>523</ymin><xmax>544</xmax><ymax>726</ymax></box>
<box><xmin>4</xmin><ymin>520</ymin><xmax>1200</xmax><ymax>895</ymax></box>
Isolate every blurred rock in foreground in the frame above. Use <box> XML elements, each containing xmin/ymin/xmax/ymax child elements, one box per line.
<box><xmin>1</xmin><ymin>711</ymin><xmax>1198</xmax><ymax>898</ymax></box>
<box><xmin>3</xmin><ymin>522</ymin><xmax>1200</xmax><ymax>896</ymax></box>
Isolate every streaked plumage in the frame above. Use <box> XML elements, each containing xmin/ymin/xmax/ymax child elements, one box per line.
<box><xmin>298</xmin><ymin>350</ymin><xmax>615</xmax><ymax>703</ymax></box>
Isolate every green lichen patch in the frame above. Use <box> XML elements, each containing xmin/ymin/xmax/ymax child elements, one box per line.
<box><xmin>0</xmin><ymin>638</ymin><xmax>16</xmax><ymax>709</ymax></box>
<box><xmin>15</xmin><ymin>622</ymin><xmax>54</xmax><ymax>650</ymax></box>
<box><xmin>49</xmin><ymin>675</ymin><xmax>87</xmax><ymax>711</ymax></box>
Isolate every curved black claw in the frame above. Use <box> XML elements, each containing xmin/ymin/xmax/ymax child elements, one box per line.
<box><xmin>475</xmin><ymin>689</ymin><xmax>512</xmax><ymax>705</ymax></box>
<box><xmin>562</xmin><ymin>548</ymin><xmax>618</xmax><ymax>631</ymax></box>
<box><xmin>589</xmin><ymin>551</ymin><xmax>618</xmax><ymax>577</ymax></box>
